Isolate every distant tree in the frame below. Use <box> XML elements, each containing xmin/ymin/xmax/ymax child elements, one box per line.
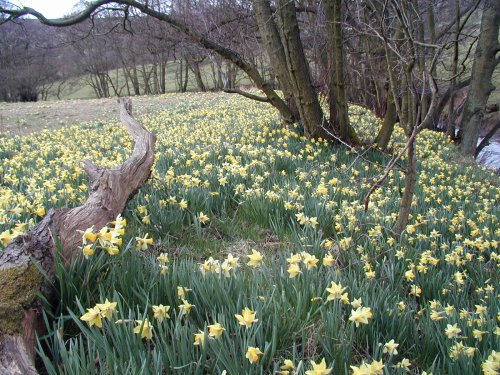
<box><xmin>0</xmin><ymin>22</ymin><xmax>58</xmax><ymax>101</ymax></box>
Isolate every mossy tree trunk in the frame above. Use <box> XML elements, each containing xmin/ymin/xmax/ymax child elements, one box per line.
<box><xmin>0</xmin><ymin>99</ymin><xmax>156</xmax><ymax>374</ymax></box>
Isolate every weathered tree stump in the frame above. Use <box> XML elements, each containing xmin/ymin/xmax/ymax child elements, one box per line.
<box><xmin>0</xmin><ymin>99</ymin><xmax>156</xmax><ymax>374</ymax></box>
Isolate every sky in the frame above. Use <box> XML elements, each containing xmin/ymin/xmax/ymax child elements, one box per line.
<box><xmin>11</xmin><ymin>0</ymin><xmax>80</xmax><ymax>18</ymax></box>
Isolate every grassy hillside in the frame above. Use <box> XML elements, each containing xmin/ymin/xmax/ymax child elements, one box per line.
<box><xmin>48</xmin><ymin>61</ymin><xmax>253</xmax><ymax>100</ymax></box>
<box><xmin>0</xmin><ymin>95</ymin><xmax>182</xmax><ymax>136</ymax></box>
<box><xmin>0</xmin><ymin>93</ymin><xmax>498</xmax><ymax>374</ymax></box>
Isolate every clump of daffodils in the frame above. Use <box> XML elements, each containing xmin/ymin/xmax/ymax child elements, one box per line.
<box><xmin>79</xmin><ymin>214</ymin><xmax>126</xmax><ymax>258</ymax></box>
<box><xmin>198</xmin><ymin>253</ymin><xmax>239</xmax><ymax>276</ymax></box>
<box><xmin>80</xmin><ymin>299</ymin><xmax>117</xmax><ymax>328</ymax></box>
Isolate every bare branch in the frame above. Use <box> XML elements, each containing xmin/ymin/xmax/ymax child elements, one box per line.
<box><xmin>222</xmin><ymin>88</ymin><xmax>270</xmax><ymax>102</ymax></box>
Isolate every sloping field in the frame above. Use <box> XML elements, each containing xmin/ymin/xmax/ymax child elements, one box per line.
<box><xmin>0</xmin><ymin>95</ymin><xmax>181</xmax><ymax>136</ymax></box>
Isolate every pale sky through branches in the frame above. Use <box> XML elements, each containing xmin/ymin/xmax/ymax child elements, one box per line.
<box><xmin>12</xmin><ymin>0</ymin><xmax>80</xmax><ymax>18</ymax></box>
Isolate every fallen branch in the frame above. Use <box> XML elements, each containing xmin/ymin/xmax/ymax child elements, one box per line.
<box><xmin>0</xmin><ymin>98</ymin><xmax>156</xmax><ymax>374</ymax></box>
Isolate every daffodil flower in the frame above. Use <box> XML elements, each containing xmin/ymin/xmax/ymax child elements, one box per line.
<box><xmin>245</xmin><ymin>346</ymin><xmax>263</xmax><ymax>364</ymax></box>
<box><xmin>235</xmin><ymin>307</ymin><xmax>258</xmax><ymax>328</ymax></box>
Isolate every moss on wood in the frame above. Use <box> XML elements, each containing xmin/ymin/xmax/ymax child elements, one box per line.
<box><xmin>0</xmin><ymin>263</ymin><xmax>42</xmax><ymax>338</ymax></box>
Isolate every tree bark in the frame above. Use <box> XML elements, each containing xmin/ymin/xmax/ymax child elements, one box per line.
<box><xmin>277</xmin><ymin>0</ymin><xmax>327</xmax><ymax>139</ymax></box>
<box><xmin>394</xmin><ymin>133</ymin><xmax>417</xmax><ymax>235</ymax></box>
<box><xmin>188</xmin><ymin>58</ymin><xmax>206</xmax><ymax>92</ymax></box>
<box><xmin>160</xmin><ymin>61</ymin><xmax>166</xmax><ymax>94</ymax></box>
<box><xmin>460</xmin><ymin>0</ymin><xmax>500</xmax><ymax>156</ymax></box>
<box><xmin>0</xmin><ymin>99</ymin><xmax>156</xmax><ymax>374</ymax></box>
<box><xmin>374</xmin><ymin>88</ymin><xmax>397</xmax><ymax>150</ymax></box>
<box><xmin>182</xmin><ymin>58</ymin><xmax>189</xmax><ymax>92</ymax></box>
<box><xmin>415</xmin><ymin>0</ymin><xmax>428</xmax><ymax>122</ymax></box>
<box><xmin>131</xmin><ymin>67</ymin><xmax>141</xmax><ymax>96</ymax></box>
<box><xmin>446</xmin><ymin>0</ymin><xmax>461</xmax><ymax>139</ymax></box>
<box><xmin>253</xmin><ymin>0</ymin><xmax>299</xmax><ymax>121</ymax></box>
<box><xmin>376</xmin><ymin>22</ymin><xmax>403</xmax><ymax>147</ymax></box>
<box><xmin>326</xmin><ymin>0</ymin><xmax>359</xmax><ymax>143</ymax></box>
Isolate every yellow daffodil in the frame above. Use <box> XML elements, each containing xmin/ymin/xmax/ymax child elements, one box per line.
<box><xmin>349</xmin><ymin>306</ymin><xmax>373</xmax><ymax>327</ymax></box>
<box><xmin>80</xmin><ymin>307</ymin><xmax>102</xmax><ymax>328</ymax></box>
<box><xmin>326</xmin><ymin>281</ymin><xmax>347</xmax><ymax>301</ymax></box>
<box><xmin>247</xmin><ymin>249</ymin><xmax>263</xmax><ymax>268</ymax></box>
<box><xmin>302</xmin><ymin>253</ymin><xmax>319</xmax><ymax>269</ymax></box>
<box><xmin>322</xmin><ymin>253</ymin><xmax>335</xmax><ymax>266</ymax></box>
<box><xmin>95</xmin><ymin>299</ymin><xmax>117</xmax><ymax>319</ymax></box>
<box><xmin>245</xmin><ymin>346</ymin><xmax>263</xmax><ymax>364</ymax></box>
<box><xmin>152</xmin><ymin>304</ymin><xmax>170</xmax><ymax>322</ymax></box>
<box><xmin>235</xmin><ymin>307</ymin><xmax>258</xmax><ymax>328</ymax></box>
<box><xmin>133</xmin><ymin>319</ymin><xmax>153</xmax><ymax>340</ymax></box>
<box><xmin>287</xmin><ymin>263</ymin><xmax>301</xmax><ymax>278</ymax></box>
<box><xmin>178</xmin><ymin>299</ymin><xmax>194</xmax><ymax>316</ymax></box>
<box><xmin>198</xmin><ymin>212</ymin><xmax>210</xmax><ymax>224</ymax></box>
<box><xmin>193</xmin><ymin>330</ymin><xmax>205</xmax><ymax>346</ymax></box>
<box><xmin>305</xmin><ymin>358</ymin><xmax>332</xmax><ymax>375</ymax></box>
<box><xmin>136</xmin><ymin>233</ymin><xmax>153</xmax><ymax>250</ymax></box>
<box><xmin>444</xmin><ymin>324</ymin><xmax>461</xmax><ymax>339</ymax></box>
<box><xmin>157</xmin><ymin>253</ymin><xmax>169</xmax><ymax>264</ymax></box>
<box><xmin>287</xmin><ymin>253</ymin><xmax>302</xmax><ymax>264</ymax></box>
<box><xmin>281</xmin><ymin>359</ymin><xmax>294</xmax><ymax>371</ymax></box>
<box><xmin>82</xmin><ymin>244</ymin><xmax>94</xmax><ymax>258</ymax></box>
<box><xmin>208</xmin><ymin>322</ymin><xmax>225</xmax><ymax>339</ymax></box>
<box><xmin>178</xmin><ymin>199</ymin><xmax>188</xmax><ymax>210</ymax></box>
<box><xmin>383</xmin><ymin>339</ymin><xmax>399</xmax><ymax>355</ymax></box>
<box><xmin>177</xmin><ymin>286</ymin><xmax>192</xmax><ymax>299</ymax></box>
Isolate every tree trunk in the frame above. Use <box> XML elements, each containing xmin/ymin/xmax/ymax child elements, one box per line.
<box><xmin>253</xmin><ymin>0</ymin><xmax>299</xmax><ymax>121</ymax></box>
<box><xmin>141</xmin><ymin>64</ymin><xmax>153</xmax><ymax>95</ymax></box>
<box><xmin>375</xmin><ymin>89</ymin><xmax>397</xmax><ymax>150</ymax></box>
<box><xmin>152</xmin><ymin>63</ymin><xmax>159</xmax><ymax>94</ymax></box>
<box><xmin>182</xmin><ymin>58</ymin><xmax>189</xmax><ymax>92</ymax></box>
<box><xmin>0</xmin><ymin>99</ymin><xmax>156</xmax><ymax>374</ymax></box>
<box><xmin>160</xmin><ymin>62</ymin><xmax>166</xmax><ymax>94</ymax></box>
<box><xmin>395</xmin><ymin>133</ymin><xmax>417</xmax><ymax>235</ymax></box>
<box><xmin>378</xmin><ymin>23</ymin><xmax>403</xmax><ymax>145</ymax></box>
<box><xmin>189</xmin><ymin>59</ymin><xmax>206</xmax><ymax>92</ymax></box>
<box><xmin>415</xmin><ymin>0</ymin><xmax>428</xmax><ymax>122</ymax></box>
<box><xmin>177</xmin><ymin>59</ymin><xmax>185</xmax><ymax>93</ymax></box>
<box><xmin>123</xmin><ymin>68</ymin><xmax>131</xmax><ymax>96</ymax></box>
<box><xmin>277</xmin><ymin>0</ymin><xmax>327</xmax><ymax>139</ymax></box>
<box><xmin>446</xmin><ymin>0</ymin><xmax>461</xmax><ymax>139</ymax></box>
<box><xmin>131</xmin><ymin>67</ymin><xmax>140</xmax><ymax>96</ymax></box>
<box><xmin>326</xmin><ymin>0</ymin><xmax>359</xmax><ymax>143</ymax></box>
<box><xmin>460</xmin><ymin>0</ymin><xmax>500</xmax><ymax>156</ymax></box>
